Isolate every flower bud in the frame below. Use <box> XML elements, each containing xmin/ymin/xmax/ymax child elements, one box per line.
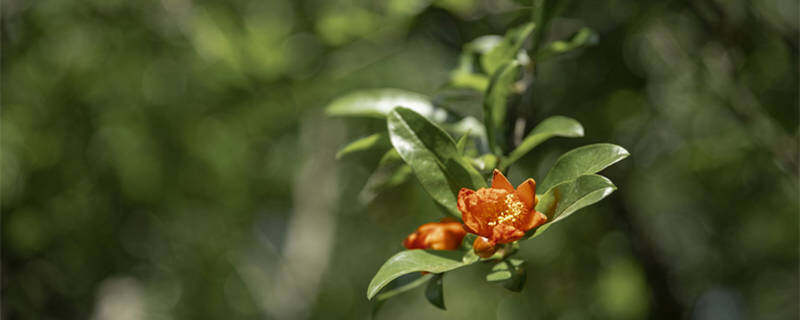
<box><xmin>403</xmin><ymin>218</ymin><xmax>466</xmax><ymax>251</ymax></box>
<box><xmin>472</xmin><ymin>236</ymin><xmax>497</xmax><ymax>258</ymax></box>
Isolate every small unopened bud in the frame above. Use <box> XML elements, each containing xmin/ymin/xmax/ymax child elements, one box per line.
<box><xmin>473</xmin><ymin>236</ymin><xmax>496</xmax><ymax>258</ymax></box>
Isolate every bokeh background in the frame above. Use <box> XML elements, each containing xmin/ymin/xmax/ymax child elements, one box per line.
<box><xmin>2</xmin><ymin>0</ymin><xmax>798</xmax><ymax>319</ymax></box>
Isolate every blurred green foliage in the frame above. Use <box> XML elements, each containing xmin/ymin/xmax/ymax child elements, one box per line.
<box><xmin>2</xmin><ymin>0</ymin><xmax>797</xmax><ymax>319</ymax></box>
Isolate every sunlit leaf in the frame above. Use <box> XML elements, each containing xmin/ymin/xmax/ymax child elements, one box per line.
<box><xmin>335</xmin><ymin>133</ymin><xmax>390</xmax><ymax>159</ymax></box>
<box><xmin>486</xmin><ymin>259</ymin><xmax>527</xmax><ymax>292</ymax></box>
<box><xmin>367</xmin><ymin>250</ymin><xmax>469</xmax><ymax>299</ymax></box>
<box><xmin>425</xmin><ymin>273</ymin><xmax>446</xmax><ymax>310</ymax></box>
<box><xmin>484</xmin><ymin>61</ymin><xmax>522</xmax><ymax>155</ymax></box>
<box><xmin>387</xmin><ymin>108</ymin><xmax>487</xmax><ymax>216</ymax></box>
<box><xmin>481</xmin><ymin>23</ymin><xmax>535</xmax><ymax>75</ymax></box>
<box><xmin>527</xmin><ymin>174</ymin><xmax>617</xmax><ymax>239</ymax></box>
<box><xmin>325</xmin><ymin>88</ymin><xmax>447</xmax><ymax>122</ymax></box>
<box><xmin>501</xmin><ymin>116</ymin><xmax>584</xmax><ymax>169</ymax></box>
<box><xmin>539</xmin><ymin>143</ymin><xmax>629</xmax><ymax>191</ymax></box>
<box><xmin>535</xmin><ymin>27</ymin><xmax>598</xmax><ymax>61</ymax></box>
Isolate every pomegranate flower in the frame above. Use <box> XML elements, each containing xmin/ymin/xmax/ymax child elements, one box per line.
<box><xmin>458</xmin><ymin>169</ymin><xmax>547</xmax><ymax>253</ymax></box>
<box><xmin>403</xmin><ymin>218</ymin><xmax>467</xmax><ymax>251</ymax></box>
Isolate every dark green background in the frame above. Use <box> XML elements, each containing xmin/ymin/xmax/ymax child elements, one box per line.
<box><xmin>2</xmin><ymin>0</ymin><xmax>797</xmax><ymax>319</ymax></box>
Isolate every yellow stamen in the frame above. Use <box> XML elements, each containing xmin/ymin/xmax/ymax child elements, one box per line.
<box><xmin>490</xmin><ymin>194</ymin><xmax>525</xmax><ymax>227</ymax></box>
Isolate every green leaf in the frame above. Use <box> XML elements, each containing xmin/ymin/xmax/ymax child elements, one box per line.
<box><xmin>445</xmin><ymin>116</ymin><xmax>486</xmax><ymax>142</ymax></box>
<box><xmin>449</xmin><ymin>35</ymin><xmax>504</xmax><ymax>91</ymax></box>
<box><xmin>358</xmin><ymin>164</ymin><xmax>412</xmax><ymax>204</ymax></box>
<box><xmin>486</xmin><ymin>259</ymin><xmax>527</xmax><ymax>292</ymax></box>
<box><xmin>530</xmin><ymin>0</ymin><xmax>570</xmax><ymax>52</ymax></box>
<box><xmin>500</xmin><ymin>116</ymin><xmax>584</xmax><ymax>169</ymax></box>
<box><xmin>470</xmin><ymin>154</ymin><xmax>498</xmax><ymax>174</ymax></box>
<box><xmin>374</xmin><ymin>273</ymin><xmax>432</xmax><ymax>301</ymax></box>
<box><xmin>484</xmin><ymin>61</ymin><xmax>522</xmax><ymax>155</ymax></box>
<box><xmin>527</xmin><ymin>174</ymin><xmax>617</xmax><ymax>239</ymax></box>
<box><xmin>378</xmin><ymin>148</ymin><xmax>402</xmax><ymax>167</ymax></box>
<box><xmin>456</xmin><ymin>132</ymin><xmax>470</xmax><ymax>155</ymax></box>
<box><xmin>387</xmin><ymin>108</ymin><xmax>487</xmax><ymax>216</ymax></box>
<box><xmin>481</xmin><ymin>23</ymin><xmax>535</xmax><ymax>76</ymax></box>
<box><xmin>425</xmin><ymin>273</ymin><xmax>446</xmax><ymax>310</ymax></box>
<box><xmin>372</xmin><ymin>273</ymin><xmax>433</xmax><ymax>317</ymax></box>
<box><xmin>530</xmin><ymin>0</ymin><xmax>548</xmax><ymax>51</ymax></box>
<box><xmin>450</xmin><ymin>72</ymin><xmax>490</xmax><ymax>92</ymax></box>
<box><xmin>433</xmin><ymin>88</ymin><xmax>485</xmax><ymax>120</ymax></box>
<box><xmin>325</xmin><ymin>88</ymin><xmax>447</xmax><ymax>122</ymax></box>
<box><xmin>539</xmin><ymin>143</ymin><xmax>629</xmax><ymax>191</ymax></box>
<box><xmin>335</xmin><ymin>133</ymin><xmax>390</xmax><ymax>159</ymax></box>
<box><xmin>367</xmin><ymin>250</ymin><xmax>469</xmax><ymax>300</ymax></box>
<box><xmin>358</xmin><ymin>149</ymin><xmax>410</xmax><ymax>204</ymax></box>
<box><xmin>467</xmin><ymin>35</ymin><xmax>503</xmax><ymax>54</ymax></box>
<box><xmin>535</xmin><ymin>27</ymin><xmax>598</xmax><ymax>62</ymax></box>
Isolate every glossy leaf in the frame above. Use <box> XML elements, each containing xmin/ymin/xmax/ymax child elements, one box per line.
<box><xmin>539</xmin><ymin>143</ymin><xmax>629</xmax><ymax>192</ymax></box>
<box><xmin>501</xmin><ymin>116</ymin><xmax>584</xmax><ymax>169</ymax></box>
<box><xmin>367</xmin><ymin>250</ymin><xmax>469</xmax><ymax>300</ymax></box>
<box><xmin>486</xmin><ymin>259</ymin><xmax>527</xmax><ymax>292</ymax></box>
<box><xmin>535</xmin><ymin>27</ymin><xmax>598</xmax><ymax>61</ymax></box>
<box><xmin>481</xmin><ymin>23</ymin><xmax>535</xmax><ymax>76</ymax></box>
<box><xmin>387</xmin><ymin>108</ymin><xmax>487</xmax><ymax>215</ymax></box>
<box><xmin>425</xmin><ymin>273</ymin><xmax>446</xmax><ymax>310</ymax></box>
<box><xmin>527</xmin><ymin>174</ymin><xmax>617</xmax><ymax>239</ymax></box>
<box><xmin>325</xmin><ymin>88</ymin><xmax>447</xmax><ymax>122</ymax></box>
<box><xmin>335</xmin><ymin>133</ymin><xmax>390</xmax><ymax>159</ymax></box>
<box><xmin>484</xmin><ymin>61</ymin><xmax>522</xmax><ymax>155</ymax></box>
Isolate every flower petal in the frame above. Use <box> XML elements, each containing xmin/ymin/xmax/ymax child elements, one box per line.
<box><xmin>491</xmin><ymin>169</ymin><xmax>514</xmax><ymax>192</ymax></box>
<box><xmin>515</xmin><ymin>178</ymin><xmax>537</xmax><ymax>209</ymax></box>
<box><xmin>492</xmin><ymin>224</ymin><xmax>525</xmax><ymax>244</ymax></box>
<box><xmin>458</xmin><ymin>188</ymin><xmax>484</xmax><ymax>235</ymax></box>
<box><xmin>520</xmin><ymin>210</ymin><xmax>547</xmax><ymax>232</ymax></box>
<box><xmin>459</xmin><ymin>188</ymin><xmax>510</xmax><ymax>238</ymax></box>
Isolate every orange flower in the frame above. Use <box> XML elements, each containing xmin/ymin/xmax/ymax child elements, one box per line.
<box><xmin>403</xmin><ymin>218</ymin><xmax>467</xmax><ymax>250</ymax></box>
<box><xmin>458</xmin><ymin>169</ymin><xmax>547</xmax><ymax>249</ymax></box>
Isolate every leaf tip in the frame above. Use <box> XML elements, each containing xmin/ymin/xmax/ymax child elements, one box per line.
<box><xmin>366</xmin><ymin>285</ymin><xmax>378</xmax><ymax>300</ymax></box>
<box><xmin>574</xmin><ymin>124</ymin><xmax>585</xmax><ymax>137</ymax></box>
<box><xmin>616</xmin><ymin>145</ymin><xmax>631</xmax><ymax>158</ymax></box>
